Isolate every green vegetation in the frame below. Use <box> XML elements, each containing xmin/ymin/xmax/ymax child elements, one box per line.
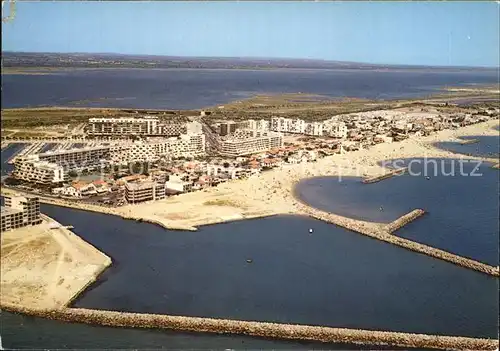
<box><xmin>1</xmin><ymin>107</ymin><xmax>188</xmax><ymax>129</ymax></box>
<box><xmin>1</xmin><ymin>109</ymin><xmax>96</xmax><ymax>128</ymax></box>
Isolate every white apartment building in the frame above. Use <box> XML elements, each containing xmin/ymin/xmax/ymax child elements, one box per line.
<box><xmin>323</xmin><ymin>120</ymin><xmax>348</xmax><ymax>138</ymax></box>
<box><xmin>12</xmin><ymin>156</ymin><xmax>66</xmax><ymax>185</ymax></box>
<box><xmin>165</xmin><ymin>175</ymin><xmax>193</xmax><ymax>193</ymax></box>
<box><xmin>271</xmin><ymin>117</ymin><xmax>306</xmax><ymax>134</ymax></box>
<box><xmin>206</xmin><ymin>165</ymin><xmax>247</xmax><ymax>179</ymax></box>
<box><xmin>111</xmin><ymin>134</ymin><xmax>206</xmax><ymax>164</ymax></box>
<box><xmin>37</xmin><ymin>146</ymin><xmax>111</xmax><ymax>170</ymax></box>
<box><xmin>87</xmin><ymin>116</ymin><xmax>159</xmax><ymax>136</ymax></box>
<box><xmin>110</xmin><ymin>143</ymin><xmax>158</xmax><ymax>164</ymax></box>
<box><xmin>163</xmin><ymin>133</ymin><xmax>206</xmax><ymax>158</ymax></box>
<box><xmin>219</xmin><ymin>129</ymin><xmax>283</xmax><ymax>157</ymax></box>
<box><xmin>271</xmin><ymin>117</ymin><xmax>326</xmax><ymax>136</ymax></box>
<box><xmin>87</xmin><ymin>116</ymin><xmax>195</xmax><ymax>137</ymax></box>
<box><xmin>247</xmin><ymin>119</ymin><xmax>270</xmax><ymax>131</ymax></box>
<box><xmin>304</xmin><ymin>122</ymin><xmax>324</xmax><ymax>136</ymax></box>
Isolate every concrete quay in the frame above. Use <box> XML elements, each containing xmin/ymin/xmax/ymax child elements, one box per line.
<box><xmin>298</xmin><ymin>206</ymin><xmax>499</xmax><ymax>277</ymax></box>
<box><xmin>385</xmin><ymin>209</ymin><xmax>426</xmax><ymax>234</ymax></box>
<box><xmin>1</xmin><ymin>305</ymin><xmax>497</xmax><ymax>351</ymax></box>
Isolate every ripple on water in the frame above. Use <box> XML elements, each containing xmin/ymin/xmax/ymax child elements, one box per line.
<box><xmin>39</xmin><ymin>205</ymin><xmax>499</xmax><ymax>339</ymax></box>
<box><xmin>295</xmin><ymin>158</ymin><xmax>499</xmax><ymax>266</ymax></box>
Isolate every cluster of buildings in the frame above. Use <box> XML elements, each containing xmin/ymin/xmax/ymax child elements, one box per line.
<box><xmin>338</xmin><ymin>108</ymin><xmax>497</xmax><ymax>148</ymax></box>
<box><xmin>6</xmin><ymin>106</ymin><xmax>498</xmax><ymax>206</ymax></box>
<box><xmin>12</xmin><ymin>125</ymin><xmax>206</xmax><ymax>185</ymax></box>
<box><xmin>1</xmin><ymin>194</ymin><xmax>42</xmax><ymax>232</ymax></box>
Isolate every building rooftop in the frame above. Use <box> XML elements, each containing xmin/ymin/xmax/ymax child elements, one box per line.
<box><xmin>39</xmin><ymin>146</ymin><xmax>110</xmax><ymax>157</ymax></box>
<box><xmin>125</xmin><ymin>181</ymin><xmax>155</xmax><ymax>190</ymax></box>
<box><xmin>1</xmin><ymin>206</ymin><xmax>23</xmax><ymax>216</ymax></box>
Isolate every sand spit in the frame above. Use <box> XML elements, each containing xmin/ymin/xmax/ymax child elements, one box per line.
<box><xmin>362</xmin><ymin>167</ymin><xmax>408</xmax><ymax>184</ymax></box>
<box><xmin>385</xmin><ymin>209</ymin><xmax>426</xmax><ymax>234</ymax></box>
<box><xmin>0</xmin><ymin>215</ymin><xmax>111</xmax><ymax>310</ymax></box>
<box><xmin>0</xmin><ymin>305</ymin><xmax>497</xmax><ymax>351</ymax></box>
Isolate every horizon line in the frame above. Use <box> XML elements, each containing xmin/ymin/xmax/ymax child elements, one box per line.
<box><xmin>4</xmin><ymin>50</ymin><xmax>500</xmax><ymax>70</ymax></box>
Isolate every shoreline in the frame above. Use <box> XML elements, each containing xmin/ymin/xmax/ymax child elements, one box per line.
<box><xmin>1</xmin><ymin>82</ymin><xmax>499</xmax><ymax>114</ymax></box>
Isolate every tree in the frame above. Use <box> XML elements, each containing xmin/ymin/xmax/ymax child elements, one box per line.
<box><xmin>68</xmin><ymin>170</ymin><xmax>78</xmax><ymax>178</ymax></box>
<box><xmin>223</xmin><ymin>162</ymin><xmax>230</xmax><ymax>168</ymax></box>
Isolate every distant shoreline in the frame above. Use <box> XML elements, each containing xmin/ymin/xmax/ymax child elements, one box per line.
<box><xmin>3</xmin><ymin>65</ymin><xmax>499</xmax><ymax>76</ymax></box>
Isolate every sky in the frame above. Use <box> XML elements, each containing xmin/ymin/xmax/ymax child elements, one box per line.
<box><xmin>2</xmin><ymin>1</ymin><xmax>499</xmax><ymax>67</ymax></box>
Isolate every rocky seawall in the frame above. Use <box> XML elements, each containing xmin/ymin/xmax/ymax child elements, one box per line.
<box><xmin>1</xmin><ymin>305</ymin><xmax>497</xmax><ymax>351</ymax></box>
<box><xmin>385</xmin><ymin>209</ymin><xmax>426</xmax><ymax>233</ymax></box>
<box><xmin>362</xmin><ymin>167</ymin><xmax>408</xmax><ymax>184</ymax></box>
<box><xmin>299</xmin><ymin>206</ymin><xmax>499</xmax><ymax>277</ymax></box>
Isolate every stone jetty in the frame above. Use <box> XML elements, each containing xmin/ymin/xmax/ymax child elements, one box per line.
<box><xmin>459</xmin><ymin>138</ymin><xmax>479</xmax><ymax>145</ymax></box>
<box><xmin>299</xmin><ymin>206</ymin><xmax>499</xmax><ymax>277</ymax></box>
<box><xmin>362</xmin><ymin>167</ymin><xmax>408</xmax><ymax>184</ymax></box>
<box><xmin>385</xmin><ymin>209</ymin><xmax>426</xmax><ymax>233</ymax></box>
<box><xmin>1</xmin><ymin>305</ymin><xmax>497</xmax><ymax>351</ymax></box>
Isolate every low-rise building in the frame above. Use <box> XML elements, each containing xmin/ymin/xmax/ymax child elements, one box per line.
<box><xmin>165</xmin><ymin>175</ymin><xmax>193</xmax><ymax>193</ymax></box>
<box><xmin>1</xmin><ymin>195</ymin><xmax>42</xmax><ymax>231</ymax></box>
<box><xmin>1</xmin><ymin>207</ymin><xmax>24</xmax><ymax>232</ymax></box>
<box><xmin>125</xmin><ymin>181</ymin><xmax>165</xmax><ymax>204</ymax></box>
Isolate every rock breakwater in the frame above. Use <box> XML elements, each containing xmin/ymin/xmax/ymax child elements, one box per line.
<box><xmin>362</xmin><ymin>167</ymin><xmax>408</xmax><ymax>184</ymax></box>
<box><xmin>385</xmin><ymin>209</ymin><xmax>426</xmax><ymax>233</ymax></box>
<box><xmin>299</xmin><ymin>206</ymin><xmax>499</xmax><ymax>277</ymax></box>
<box><xmin>1</xmin><ymin>305</ymin><xmax>497</xmax><ymax>351</ymax></box>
